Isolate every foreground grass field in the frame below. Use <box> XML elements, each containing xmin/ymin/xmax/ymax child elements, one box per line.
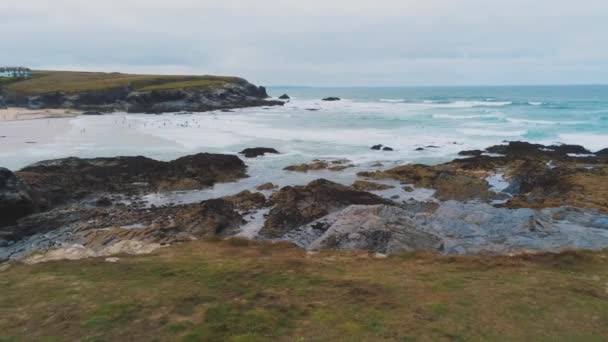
<box><xmin>2</xmin><ymin>71</ymin><xmax>246</xmax><ymax>96</ymax></box>
<box><xmin>1</xmin><ymin>240</ymin><xmax>607</xmax><ymax>341</ymax></box>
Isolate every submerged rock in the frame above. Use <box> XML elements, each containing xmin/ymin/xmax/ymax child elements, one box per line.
<box><xmin>239</xmin><ymin>147</ymin><xmax>280</xmax><ymax>158</ymax></box>
<box><xmin>283</xmin><ymin>159</ymin><xmax>354</xmax><ymax>172</ymax></box>
<box><xmin>258</xmin><ymin>179</ymin><xmax>392</xmax><ymax>239</ymax></box>
<box><xmin>322</xmin><ymin>97</ymin><xmax>341</xmax><ymax>101</ymax></box>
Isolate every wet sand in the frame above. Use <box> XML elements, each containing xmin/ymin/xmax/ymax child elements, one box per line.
<box><xmin>0</xmin><ymin>107</ymin><xmax>80</xmax><ymax>122</ymax></box>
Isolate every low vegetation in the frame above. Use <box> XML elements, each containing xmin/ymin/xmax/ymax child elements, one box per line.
<box><xmin>2</xmin><ymin>71</ymin><xmax>247</xmax><ymax>96</ymax></box>
<box><xmin>1</xmin><ymin>240</ymin><xmax>607</xmax><ymax>341</ymax></box>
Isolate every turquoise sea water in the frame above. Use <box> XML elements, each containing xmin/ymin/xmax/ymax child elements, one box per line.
<box><xmin>268</xmin><ymin>85</ymin><xmax>608</xmax><ymax>150</ymax></box>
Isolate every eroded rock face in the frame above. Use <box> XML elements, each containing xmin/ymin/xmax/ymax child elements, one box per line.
<box><xmin>239</xmin><ymin>147</ymin><xmax>279</xmax><ymax>158</ymax></box>
<box><xmin>0</xmin><ymin>199</ymin><xmax>244</xmax><ymax>261</ymax></box>
<box><xmin>0</xmin><ymin>168</ymin><xmax>40</xmax><ymax>227</ymax></box>
<box><xmin>258</xmin><ymin>179</ymin><xmax>393</xmax><ymax>239</ymax></box>
<box><xmin>16</xmin><ymin>153</ymin><xmax>247</xmax><ymax>208</ymax></box>
<box><xmin>285</xmin><ymin>205</ymin><xmax>443</xmax><ymax>254</ymax></box>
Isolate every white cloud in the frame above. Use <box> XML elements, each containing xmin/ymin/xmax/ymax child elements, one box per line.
<box><xmin>1</xmin><ymin>0</ymin><xmax>607</xmax><ymax>85</ymax></box>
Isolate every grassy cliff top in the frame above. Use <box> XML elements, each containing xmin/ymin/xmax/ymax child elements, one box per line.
<box><xmin>2</xmin><ymin>70</ymin><xmax>248</xmax><ymax>96</ymax></box>
<box><xmin>1</xmin><ymin>240</ymin><xmax>607</xmax><ymax>341</ymax></box>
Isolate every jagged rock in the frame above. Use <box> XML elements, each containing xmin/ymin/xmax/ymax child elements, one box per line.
<box><xmin>371</xmin><ymin>145</ymin><xmax>383</xmax><ymax>150</ymax></box>
<box><xmin>239</xmin><ymin>147</ymin><xmax>280</xmax><ymax>158</ymax></box>
<box><xmin>16</xmin><ymin>153</ymin><xmax>247</xmax><ymax>208</ymax></box>
<box><xmin>352</xmin><ymin>181</ymin><xmax>395</xmax><ymax>191</ymax></box>
<box><xmin>223</xmin><ymin>190</ymin><xmax>266</xmax><ymax>211</ymax></box>
<box><xmin>0</xmin><ymin>199</ymin><xmax>244</xmax><ymax>261</ymax></box>
<box><xmin>0</xmin><ymin>168</ymin><xmax>40</xmax><ymax>227</ymax></box>
<box><xmin>256</xmin><ymin>183</ymin><xmax>278</xmax><ymax>191</ymax></box>
<box><xmin>322</xmin><ymin>97</ymin><xmax>341</xmax><ymax>101</ymax></box>
<box><xmin>258</xmin><ymin>179</ymin><xmax>392</xmax><ymax>238</ymax></box>
<box><xmin>278</xmin><ymin>94</ymin><xmax>290</xmax><ymax>100</ymax></box>
<box><xmin>383</xmin><ymin>147</ymin><xmax>394</xmax><ymax>151</ymax></box>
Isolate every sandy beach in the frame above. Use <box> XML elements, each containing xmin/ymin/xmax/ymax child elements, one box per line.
<box><xmin>0</xmin><ymin>109</ymin><xmax>77</xmax><ymax>156</ymax></box>
<box><xmin>0</xmin><ymin>107</ymin><xmax>80</xmax><ymax>122</ymax></box>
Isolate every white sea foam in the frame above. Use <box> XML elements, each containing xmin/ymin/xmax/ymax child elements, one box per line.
<box><xmin>459</xmin><ymin>128</ymin><xmax>527</xmax><ymax>137</ymax></box>
<box><xmin>379</xmin><ymin>99</ymin><xmax>405</xmax><ymax>103</ymax></box>
<box><xmin>422</xmin><ymin>101</ymin><xmax>512</xmax><ymax>108</ymax></box>
<box><xmin>528</xmin><ymin>101</ymin><xmax>543</xmax><ymax>106</ymax></box>
<box><xmin>433</xmin><ymin>113</ymin><xmax>503</xmax><ymax>120</ymax></box>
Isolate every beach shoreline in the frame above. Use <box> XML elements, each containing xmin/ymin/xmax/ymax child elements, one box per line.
<box><xmin>0</xmin><ymin>107</ymin><xmax>80</xmax><ymax>122</ymax></box>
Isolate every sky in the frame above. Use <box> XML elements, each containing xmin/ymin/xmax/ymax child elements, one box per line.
<box><xmin>1</xmin><ymin>0</ymin><xmax>608</xmax><ymax>86</ymax></box>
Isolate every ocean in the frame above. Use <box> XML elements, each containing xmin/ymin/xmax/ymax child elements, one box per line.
<box><xmin>1</xmin><ymin>85</ymin><xmax>607</xmax><ymax>204</ymax></box>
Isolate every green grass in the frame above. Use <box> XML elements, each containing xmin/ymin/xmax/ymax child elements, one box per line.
<box><xmin>1</xmin><ymin>241</ymin><xmax>607</xmax><ymax>341</ymax></box>
<box><xmin>3</xmin><ymin>71</ymin><xmax>247</xmax><ymax>96</ymax></box>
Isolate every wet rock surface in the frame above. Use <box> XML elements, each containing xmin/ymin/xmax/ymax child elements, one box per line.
<box><xmin>16</xmin><ymin>153</ymin><xmax>247</xmax><ymax>208</ymax></box>
<box><xmin>283</xmin><ymin>159</ymin><xmax>354</xmax><ymax>172</ymax></box>
<box><xmin>239</xmin><ymin>147</ymin><xmax>280</xmax><ymax>158</ymax></box>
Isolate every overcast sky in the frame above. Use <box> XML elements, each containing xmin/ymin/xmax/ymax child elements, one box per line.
<box><xmin>1</xmin><ymin>0</ymin><xmax>607</xmax><ymax>86</ymax></box>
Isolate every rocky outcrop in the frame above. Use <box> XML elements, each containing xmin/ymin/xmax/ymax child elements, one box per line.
<box><xmin>352</xmin><ymin>181</ymin><xmax>395</xmax><ymax>191</ymax></box>
<box><xmin>278</xmin><ymin>94</ymin><xmax>290</xmax><ymax>100</ymax></box>
<box><xmin>239</xmin><ymin>147</ymin><xmax>280</xmax><ymax>158</ymax></box>
<box><xmin>256</xmin><ymin>183</ymin><xmax>278</xmax><ymax>191</ymax></box>
<box><xmin>358</xmin><ymin>164</ymin><xmax>496</xmax><ymax>201</ymax></box>
<box><xmin>322</xmin><ymin>97</ymin><xmax>341</xmax><ymax>101</ymax></box>
<box><xmin>281</xmin><ymin>203</ymin><xmax>608</xmax><ymax>255</ymax></box>
<box><xmin>258</xmin><ymin>179</ymin><xmax>392</xmax><ymax>239</ymax></box>
<box><xmin>370</xmin><ymin>144</ymin><xmax>394</xmax><ymax>151</ymax></box>
<box><xmin>0</xmin><ymin>199</ymin><xmax>244</xmax><ymax>261</ymax></box>
<box><xmin>0</xmin><ymin>168</ymin><xmax>40</xmax><ymax>227</ymax></box>
<box><xmin>223</xmin><ymin>190</ymin><xmax>267</xmax><ymax>211</ymax></box>
<box><xmin>5</xmin><ymin>79</ymin><xmax>283</xmax><ymax>114</ymax></box>
<box><xmin>284</xmin><ymin>159</ymin><xmax>354</xmax><ymax>172</ymax></box>
<box><xmin>16</xmin><ymin>153</ymin><xmax>248</xmax><ymax>208</ymax></box>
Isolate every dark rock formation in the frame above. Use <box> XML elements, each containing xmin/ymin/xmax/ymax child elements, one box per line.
<box><xmin>16</xmin><ymin>153</ymin><xmax>247</xmax><ymax>208</ymax></box>
<box><xmin>258</xmin><ymin>179</ymin><xmax>392</xmax><ymax>238</ymax></box>
<box><xmin>371</xmin><ymin>145</ymin><xmax>383</xmax><ymax>150</ymax></box>
<box><xmin>239</xmin><ymin>147</ymin><xmax>280</xmax><ymax>158</ymax></box>
<box><xmin>0</xmin><ymin>168</ymin><xmax>40</xmax><ymax>227</ymax></box>
<box><xmin>278</xmin><ymin>94</ymin><xmax>290</xmax><ymax>100</ymax></box>
<box><xmin>283</xmin><ymin>159</ymin><xmax>354</xmax><ymax>172</ymax></box>
<box><xmin>458</xmin><ymin>150</ymin><xmax>484</xmax><ymax>157</ymax></box>
<box><xmin>0</xmin><ymin>199</ymin><xmax>245</xmax><ymax>261</ymax></box>
<box><xmin>383</xmin><ymin>147</ymin><xmax>394</xmax><ymax>151</ymax></box>
<box><xmin>223</xmin><ymin>190</ymin><xmax>267</xmax><ymax>211</ymax></box>
<box><xmin>322</xmin><ymin>97</ymin><xmax>341</xmax><ymax>101</ymax></box>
